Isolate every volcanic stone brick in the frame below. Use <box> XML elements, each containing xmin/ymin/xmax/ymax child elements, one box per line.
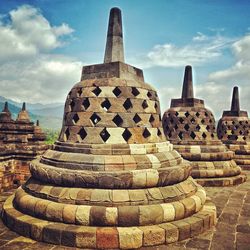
<box><xmin>118</xmin><ymin>227</ymin><xmax>143</xmax><ymax>249</ymax></box>
<box><xmin>118</xmin><ymin>206</ymin><xmax>139</xmax><ymax>226</ymax></box>
<box><xmin>96</xmin><ymin>227</ymin><xmax>119</xmax><ymax>249</ymax></box>
<box><xmin>141</xmin><ymin>225</ymin><xmax>165</xmax><ymax>246</ymax></box>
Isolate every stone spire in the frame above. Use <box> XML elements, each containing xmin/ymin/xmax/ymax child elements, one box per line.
<box><xmin>22</xmin><ymin>102</ymin><xmax>26</xmax><ymax>111</ymax></box>
<box><xmin>36</xmin><ymin>120</ymin><xmax>39</xmax><ymax>126</ymax></box>
<box><xmin>3</xmin><ymin>102</ymin><xmax>9</xmax><ymax>112</ymax></box>
<box><xmin>104</xmin><ymin>7</ymin><xmax>124</xmax><ymax>63</ymax></box>
<box><xmin>181</xmin><ymin>65</ymin><xmax>194</xmax><ymax>99</ymax></box>
<box><xmin>231</xmin><ymin>86</ymin><xmax>240</xmax><ymax>113</ymax></box>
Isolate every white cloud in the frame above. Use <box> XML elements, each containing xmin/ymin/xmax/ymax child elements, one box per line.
<box><xmin>0</xmin><ymin>5</ymin><xmax>82</xmax><ymax>104</ymax></box>
<box><xmin>132</xmin><ymin>32</ymin><xmax>235</xmax><ymax>68</ymax></box>
<box><xmin>196</xmin><ymin>35</ymin><xmax>250</xmax><ymax>118</ymax></box>
<box><xmin>0</xmin><ymin>5</ymin><xmax>74</xmax><ymax>62</ymax></box>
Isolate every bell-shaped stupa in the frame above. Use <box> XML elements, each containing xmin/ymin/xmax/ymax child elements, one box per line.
<box><xmin>217</xmin><ymin>86</ymin><xmax>250</xmax><ymax>170</ymax></box>
<box><xmin>162</xmin><ymin>66</ymin><xmax>246</xmax><ymax>187</ymax></box>
<box><xmin>2</xmin><ymin>9</ymin><xmax>216</xmax><ymax>249</ymax></box>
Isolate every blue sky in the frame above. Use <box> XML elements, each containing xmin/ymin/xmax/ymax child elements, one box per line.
<box><xmin>0</xmin><ymin>0</ymin><xmax>249</xmax><ymax>118</ymax></box>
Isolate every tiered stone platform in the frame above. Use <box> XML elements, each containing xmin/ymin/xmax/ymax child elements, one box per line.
<box><xmin>162</xmin><ymin>66</ymin><xmax>246</xmax><ymax>186</ymax></box>
<box><xmin>0</xmin><ymin>103</ymin><xmax>48</xmax><ymax>191</ymax></box>
<box><xmin>1</xmin><ymin>8</ymin><xmax>216</xmax><ymax>249</ymax></box>
<box><xmin>217</xmin><ymin>86</ymin><xmax>250</xmax><ymax>171</ymax></box>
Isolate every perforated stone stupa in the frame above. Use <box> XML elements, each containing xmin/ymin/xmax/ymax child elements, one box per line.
<box><xmin>217</xmin><ymin>86</ymin><xmax>250</xmax><ymax>170</ymax></box>
<box><xmin>162</xmin><ymin>66</ymin><xmax>246</xmax><ymax>187</ymax></box>
<box><xmin>0</xmin><ymin>102</ymin><xmax>48</xmax><ymax>191</ymax></box>
<box><xmin>2</xmin><ymin>8</ymin><xmax>216</xmax><ymax>249</ymax></box>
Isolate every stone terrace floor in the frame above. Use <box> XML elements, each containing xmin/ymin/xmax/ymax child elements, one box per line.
<box><xmin>0</xmin><ymin>172</ymin><xmax>250</xmax><ymax>250</ymax></box>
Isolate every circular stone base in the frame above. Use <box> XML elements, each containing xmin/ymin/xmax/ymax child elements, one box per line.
<box><xmin>2</xmin><ymin>195</ymin><xmax>216</xmax><ymax>249</ymax></box>
<box><xmin>195</xmin><ymin>174</ymin><xmax>247</xmax><ymax>187</ymax></box>
<box><xmin>239</xmin><ymin>165</ymin><xmax>250</xmax><ymax>171</ymax></box>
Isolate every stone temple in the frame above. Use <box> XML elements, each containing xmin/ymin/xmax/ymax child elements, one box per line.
<box><xmin>217</xmin><ymin>86</ymin><xmax>250</xmax><ymax>170</ymax></box>
<box><xmin>0</xmin><ymin>102</ymin><xmax>48</xmax><ymax>192</ymax></box>
<box><xmin>2</xmin><ymin>8</ymin><xmax>216</xmax><ymax>249</ymax></box>
<box><xmin>162</xmin><ymin>66</ymin><xmax>246</xmax><ymax>187</ymax></box>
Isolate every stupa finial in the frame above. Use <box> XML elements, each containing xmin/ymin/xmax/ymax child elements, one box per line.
<box><xmin>181</xmin><ymin>65</ymin><xmax>194</xmax><ymax>99</ymax></box>
<box><xmin>36</xmin><ymin>120</ymin><xmax>39</xmax><ymax>126</ymax></box>
<box><xmin>231</xmin><ymin>86</ymin><xmax>240</xmax><ymax>113</ymax></box>
<box><xmin>3</xmin><ymin>101</ymin><xmax>9</xmax><ymax>112</ymax></box>
<box><xmin>22</xmin><ymin>102</ymin><xmax>26</xmax><ymax>111</ymax></box>
<box><xmin>104</xmin><ymin>7</ymin><xmax>124</xmax><ymax>63</ymax></box>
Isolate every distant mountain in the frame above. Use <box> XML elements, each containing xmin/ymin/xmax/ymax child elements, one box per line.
<box><xmin>0</xmin><ymin>96</ymin><xmax>63</xmax><ymax>130</ymax></box>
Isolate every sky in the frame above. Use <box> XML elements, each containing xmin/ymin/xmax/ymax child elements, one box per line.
<box><xmin>0</xmin><ymin>0</ymin><xmax>249</xmax><ymax>119</ymax></box>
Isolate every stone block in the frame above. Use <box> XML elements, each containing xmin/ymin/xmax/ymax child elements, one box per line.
<box><xmin>96</xmin><ymin>227</ymin><xmax>119</xmax><ymax>249</ymax></box>
<box><xmin>141</xmin><ymin>225</ymin><xmax>165</xmax><ymax>246</ymax></box>
<box><xmin>118</xmin><ymin>227</ymin><xmax>143</xmax><ymax>249</ymax></box>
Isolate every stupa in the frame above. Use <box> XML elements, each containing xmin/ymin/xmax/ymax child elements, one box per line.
<box><xmin>162</xmin><ymin>66</ymin><xmax>246</xmax><ymax>187</ymax></box>
<box><xmin>0</xmin><ymin>102</ymin><xmax>48</xmax><ymax>191</ymax></box>
<box><xmin>217</xmin><ymin>86</ymin><xmax>250</xmax><ymax>170</ymax></box>
<box><xmin>2</xmin><ymin>8</ymin><xmax>216</xmax><ymax>249</ymax></box>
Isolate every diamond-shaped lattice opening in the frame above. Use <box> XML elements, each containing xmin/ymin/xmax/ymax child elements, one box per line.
<box><xmin>159</xmin><ymin>114</ymin><xmax>162</xmax><ymax>121</ymax></box>
<box><xmin>246</xmin><ymin>121</ymin><xmax>249</xmax><ymax>124</ymax></box>
<box><xmin>191</xmin><ymin>118</ymin><xmax>195</xmax><ymax>124</ymax></box>
<box><xmin>239</xmin><ymin>121</ymin><xmax>242</xmax><ymax>125</ymax></box>
<box><xmin>154</xmin><ymin>102</ymin><xmax>158</xmax><ymax>109</ymax></box>
<box><xmin>243</xmin><ymin>136</ymin><xmax>246</xmax><ymax>140</ymax></box>
<box><xmin>101</xmin><ymin>99</ymin><xmax>111</xmax><ymax>111</ymax></box>
<box><xmin>133</xmin><ymin>114</ymin><xmax>142</xmax><ymax>124</ymax></box>
<box><xmin>122</xmin><ymin>128</ymin><xmax>132</xmax><ymax>142</ymax></box>
<box><xmin>190</xmin><ymin>131</ymin><xmax>196</xmax><ymax>139</ymax></box>
<box><xmin>232</xmin><ymin>121</ymin><xmax>235</xmax><ymax>125</ymax></box>
<box><xmin>157</xmin><ymin>128</ymin><xmax>162</xmax><ymax>136</ymax></box>
<box><xmin>112</xmin><ymin>114</ymin><xmax>123</xmax><ymax>126</ymax></box>
<box><xmin>147</xmin><ymin>91</ymin><xmax>152</xmax><ymax>98</ymax></box>
<box><xmin>239</xmin><ymin>130</ymin><xmax>243</xmax><ymax>135</ymax></box>
<box><xmin>77</xmin><ymin>88</ymin><xmax>83</xmax><ymax>97</ymax></box>
<box><xmin>175</xmin><ymin>111</ymin><xmax>179</xmax><ymax>116</ymax></box>
<box><xmin>68</xmin><ymin>91</ymin><xmax>72</xmax><ymax>98</ymax></box>
<box><xmin>168</xmin><ymin>131</ymin><xmax>172</xmax><ymax>137</ymax></box>
<box><xmin>65</xmin><ymin>128</ymin><xmax>70</xmax><ymax>140</ymax></box>
<box><xmin>70</xmin><ymin>100</ymin><xmax>75</xmax><ymax>111</ymax></box>
<box><xmin>142</xmin><ymin>100</ymin><xmax>148</xmax><ymax>109</ymax></box>
<box><xmin>202</xmin><ymin>132</ymin><xmax>207</xmax><ymax>139</ymax></box>
<box><xmin>113</xmin><ymin>87</ymin><xmax>121</xmax><ymax>97</ymax></box>
<box><xmin>231</xmin><ymin>130</ymin><xmax>234</xmax><ymax>135</ymax></box>
<box><xmin>90</xmin><ymin>113</ymin><xmax>101</xmax><ymax>125</ymax></box>
<box><xmin>82</xmin><ymin>98</ymin><xmax>90</xmax><ymax>110</ymax></box>
<box><xmin>211</xmin><ymin>133</ymin><xmax>215</xmax><ymax>138</ymax></box>
<box><xmin>184</xmin><ymin>124</ymin><xmax>190</xmax><ymax>131</ymax></box>
<box><xmin>205</xmin><ymin>112</ymin><xmax>208</xmax><ymax>117</ymax></box>
<box><xmin>178</xmin><ymin>132</ymin><xmax>183</xmax><ymax>139</ymax></box>
<box><xmin>196</xmin><ymin>124</ymin><xmax>201</xmax><ymax>130</ymax></box>
<box><xmin>72</xmin><ymin>113</ymin><xmax>79</xmax><ymax>124</ymax></box>
<box><xmin>209</xmin><ymin>119</ymin><xmax>213</xmax><ymax>123</ymax></box>
<box><xmin>92</xmin><ymin>86</ymin><xmax>102</xmax><ymax>96</ymax></box>
<box><xmin>165</xmin><ymin>124</ymin><xmax>170</xmax><ymax>131</ymax></box>
<box><xmin>206</xmin><ymin>125</ymin><xmax>210</xmax><ymax>131</ymax></box>
<box><xmin>201</xmin><ymin>119</ymin><xmax>205</xmax><ymax>124</ymax></box>
<box><xmin>131</xmin><ymin>87</ymin><xmax>140</xmax><ymax>97</ymax></box>
<box><xmin>143</xmin><ymin>128</ymin><xmax>151</xmax><ymax>138</ymax></box>
<box><xmin>179</xmin><ymin>117</ymin><xmax>184</xmax><ymax>124</ymax></box>
<box><xmin>174</xmin><ymin>124</ymin><xmax>178</xmax><ymax>130</ymax></box>
<box><xmin>78</xmin><ymin>128</ymin><xmax>87</xmax><ymax>140</ymax></box>
<box><xmin>195</xmin><ymin>112</ymin><xmax>200</xmax><ymax>117</ymax></box>
<box><xmin>149</xmin><ymin>115</ymin><xmax>155</xmax><ymax>123</ymax></box>
<box><xmin>185</xmin><ymin>112</ymin><xmax>190</xmax><ymax>117</ymax></box>
<box><xmin>100</xmin><ymin>128</ymin><xmax>110</xmax><ymax>142</ymax></box>
<box><xmin>123</xmin><ymin>98</ymin><xmax>133</xmax><ymax>110</ymax></box>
